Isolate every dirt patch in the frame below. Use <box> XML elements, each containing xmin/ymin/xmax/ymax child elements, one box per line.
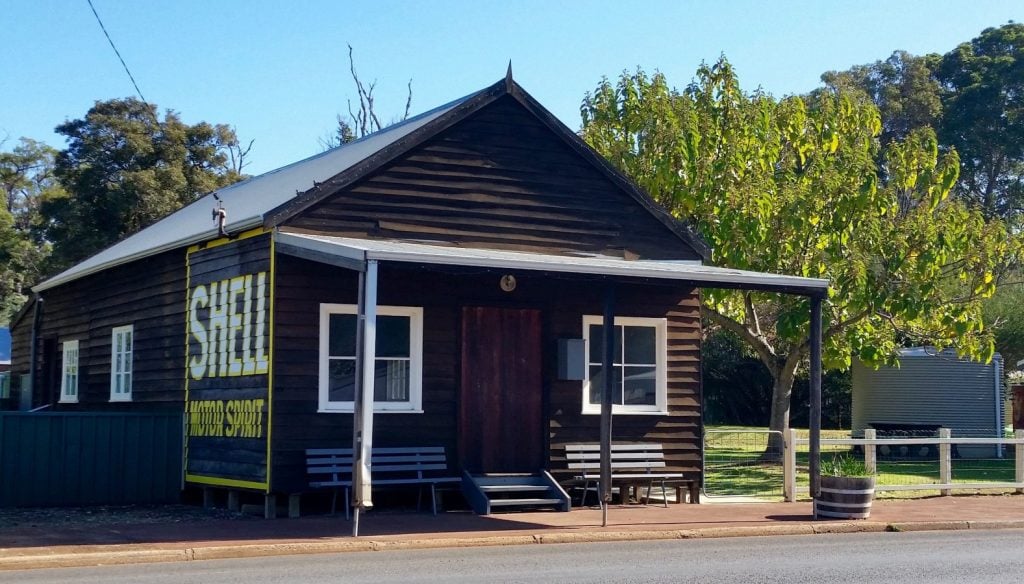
<box><xmin>0</xmin><ymin>504</ymin><xmax>253</xmax><ymax>530</ymax></box>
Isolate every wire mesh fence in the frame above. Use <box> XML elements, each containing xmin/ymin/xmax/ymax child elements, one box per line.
<box><xmin>703</xmin><ymin>429</ymin><xmax>784</xmax><ymax>498</ymax></box>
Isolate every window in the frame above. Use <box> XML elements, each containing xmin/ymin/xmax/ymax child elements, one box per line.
<box><xmin>582</xmin><ymin>316</ymin><xmax>668</xmax><ymax>414</ymax></box>
<box><xmin>60</xmin><ymin>340</ymin><xmax>79</xmax><ymax>403</ymax></box>
<box><xmin>319</xmin><ymin>304</ymin><xmax>423</xmax><ymax>413</ymax></box>
<box><xmin>110</xmin><ymin>325</ymin><xmax>133</xmax><ymax>401</ymax></box>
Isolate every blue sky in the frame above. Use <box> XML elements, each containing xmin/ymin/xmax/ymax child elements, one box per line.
<box><xmin>3</xmin><ymin>1</ymin><xmax>1021</xmax><ymax>175</ymax></box>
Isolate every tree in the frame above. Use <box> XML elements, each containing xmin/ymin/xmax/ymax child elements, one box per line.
<box><xmin>0</xmin><ymin>138</ymin><xmax>61</xmax><ymax>323</ymax></box>
<box><xmin>937</xmin><ymin>23</ymin><xmax>1024</xmax><ymax>221</ymax></box>
<box><xmin>41</xmin><ymin>98</ymin><xmax>247</xmax><ymax>269</ymax></box>
<box><xmin>322</xmin><ymin>45</ymin><xmax>412</xmax><ymax>148</ymax></box>
<box><xmin>581</xmin><ymin>59</ymin><xmax>1016</xmax><ymax>439</ymax></box>
<box><xmin>821</xmin><ymin>50</ymin><xmax>943</xmax><ymax>149</ymax></box>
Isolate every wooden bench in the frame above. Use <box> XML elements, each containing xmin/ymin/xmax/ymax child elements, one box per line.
<box><xmin>306</xmin><ymin>446</ymin><xmax>460</xmax><ymax>519</ymax></box>
<box><xmin>565</xmin><ymin>443</ymin><xmax>700</xmax><ymax>506</ymax></box>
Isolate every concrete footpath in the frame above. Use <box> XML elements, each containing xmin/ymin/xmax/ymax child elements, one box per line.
<box><xmin>3</xmin><ymin>495</ymin><xmax>1024</xmax><ymax>571</ymax></box>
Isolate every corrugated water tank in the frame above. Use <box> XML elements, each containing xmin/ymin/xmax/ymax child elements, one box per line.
<box><xmin>852</xmin><ymin>348</ymin><xmax>1003</xmax><ymax>458</ymax></box>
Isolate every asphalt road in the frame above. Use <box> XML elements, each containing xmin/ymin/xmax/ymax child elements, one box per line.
<box><xmin>5</xmin><ymin>530</ymin><xmax>1024</xmax><ymax>583</ymax></box>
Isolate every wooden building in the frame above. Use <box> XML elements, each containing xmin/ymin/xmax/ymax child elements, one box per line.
<box><xmin>8</xmin><ymin>73</ymin><xmax>827</xmax><ymax>513</ymax></box>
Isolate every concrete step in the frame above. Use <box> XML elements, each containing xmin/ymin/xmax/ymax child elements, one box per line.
<box><xmin>488</xmin><ymin>498</ymin><xmax>565</xmax><ymax>507</ymax></box>
<box><xmin>479</xmin><ymin>485</ymin><xmax>550</xmax><ymax>493</ymax></box>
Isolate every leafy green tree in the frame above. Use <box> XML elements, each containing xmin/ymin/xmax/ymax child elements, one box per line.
<box><xmin>983</xmin><ymin>279</ymin><xmax>1024</xmax><ymax>369</ymax></box>
<box><xmin>937</xmin><ymin>23</ymin><xmax>1024</xmax><ymax>221</ymax></box>
<box><xmin>42</xmin><ymin>98</ymin><xmax>247</xmax><ymax>269</ymax></box>
<box><xmin>581</xmin><ymin>59</ymin><xmax>1016</xmax><ymax>437</ymax></box>
<box><xmin>0</xmin><ymin>138</ymin><xmax>61</xmax><ymax>323</ymax></box>
<box><xmin>821</xmin><ymin>50</ymin><xmax>943</xmax><ymax>149</ymax></box>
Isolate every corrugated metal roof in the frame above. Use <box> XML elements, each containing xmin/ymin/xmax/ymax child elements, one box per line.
<box><xmin>33</xmin><ymin>91</ymin><xmax>480</xmax><ymax>292</ymax></box>
<box><xmin>275</xmin><ymin>232</ymin><xmax>829</xmax><ymax>294</ymax></box>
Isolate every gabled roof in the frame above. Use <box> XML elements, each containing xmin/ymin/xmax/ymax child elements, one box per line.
<box><xmin>35</xmin><ymin>74</ymin><xmax>709</xmax><ymax>292</ymax></box>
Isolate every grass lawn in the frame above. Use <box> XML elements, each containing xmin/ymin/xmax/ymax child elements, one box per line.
<box><xmin>703</xmin><ymin>425</ymin><xmax>1017</xmax><ymax>499</ymax></box>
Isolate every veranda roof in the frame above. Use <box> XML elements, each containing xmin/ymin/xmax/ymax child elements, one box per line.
<box><xmin>274</xmin><ymin>231</ymin><xmax>829</xmax><ymax>296</ymax></box>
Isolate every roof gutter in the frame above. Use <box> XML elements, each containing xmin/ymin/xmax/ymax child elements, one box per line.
<box><xmin>32</xmin><ymin>216</ymin><xmax>265</xmax><ymax>292</ymax></box>
<box><xmin>366</xmin><ymin>248</ymin><xmax>827</xmax><ymax>293</ymax></box>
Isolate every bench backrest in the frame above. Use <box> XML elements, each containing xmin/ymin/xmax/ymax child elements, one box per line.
<box><xmin>564</xmin><ymin>443</ymin><xmax>667</xmax><ymax>477</ymax></box>
<box><xmin>306</xmin><ymin>446</ymin><xmax>450</xmax><ymax>486</ymax></box>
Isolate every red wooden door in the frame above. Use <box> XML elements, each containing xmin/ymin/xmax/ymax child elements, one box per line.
<box><xmin>460</xmin><ymin>307</ymin><xmax>544</xmax><ymax>473</ymax></box>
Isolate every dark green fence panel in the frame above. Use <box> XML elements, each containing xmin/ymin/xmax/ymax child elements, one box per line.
<box><xmin>0</xmin><ymin>412</ymin><xmax>183</xmax><ymax>507</ymax></box>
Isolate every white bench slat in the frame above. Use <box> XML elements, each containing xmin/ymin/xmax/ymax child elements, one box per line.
<box><xmin>578</xmin><ymin>472</ymin><xmax>686</xmax><ymax>480</ymax></box>
<box><xmin>568</xmin><ymin>461</ymin><xmax>667</xmax><ymax>470</ymax></box>
<box><xmin>305</xmin><ymin>452</ymin><xmax>446</xmax><ymax>461</ymax></box>
<box><xmin>568</xmin><ymin>452</ymin><xmax>665</xmax><ymax>461</ymax></box>
<box><xmin>308</xmin><ymin>465</ymin><xmax>354</xmax><ymax>474</ymax></box>
<box><xmin>565</xmin><ymin>444</ymin><xmax>665</xmax><ymax>452</ymax></box>
<box><xmin>374</xmin><ymin>477</ymin><xmax>461</xmax><ymax>485</ymax></box>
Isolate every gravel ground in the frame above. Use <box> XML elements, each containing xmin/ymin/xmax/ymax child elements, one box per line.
<box><xmin>0</xmin><ymin>504</ymin><xmax>253</xmax><ymax>529</ymax></box>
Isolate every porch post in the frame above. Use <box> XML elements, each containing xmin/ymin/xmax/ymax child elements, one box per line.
<box><xmin>809</xmin><ymin>294</ymin><xmax>823</xmax><ymax>506</ymax></box>
<box><xmin>352</xmin><ymin>259</ymin><xmax>378</xmax><ymax>536</ymax></box>
<box><xmin>600</xmin><ymin>285</ymin><xmax>616</xmax><ymax>527</ymax></box>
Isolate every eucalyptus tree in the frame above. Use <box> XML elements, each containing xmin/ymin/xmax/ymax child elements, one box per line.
<box><xmin>581</xmin><ymin>59</ymin><xmax>1015</xmax><ymax>437</ymax></box>
<box><xmin>0</xmin><ymin>138</ymin><xmax>61</xmax><ymax>322</ymax></box>
<box><xmin>42</xmin><ymin>98</ymin><xmax>247</xmax><ymax>269</ymax></box>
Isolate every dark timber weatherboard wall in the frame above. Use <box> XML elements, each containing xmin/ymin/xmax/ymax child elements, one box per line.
<box><xmin>10</xmin><ymin>249</ymin><xmax>188</xmax><ymax>410</ymax></box>
<box><xmin>270</xmin><ymin>257</ymin><xmax>702</xmax><ymax>494</ymax></box>
<box><xmin>283</xmin><ymin>95</ymin><xmax>700</xmax><ymax>261</ymax></box>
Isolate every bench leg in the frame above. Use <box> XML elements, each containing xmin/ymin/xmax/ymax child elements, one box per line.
<box><xmin>431</xmin><ymin>484</ymin><xmax>438</xmax><ymax>516</ymax></box>
<box><xmin>689</xmin><ymin>482</ymin><xmax>700</xmax><ymax>504</ymax></box>
<box><xmin>227</xmin><ymin>490</ymin><xmax>240</xmax><ymax>512</ymax></box>
<box><xmin>344</xmin><ymin>487</ymin><xmax>351</xmax><ymax>520</ymax></box>
<box><xmin>264</xmin><ymin>494</ymin><xmax>277</xmax><ymax>520</ymax></box>
<box><xmin>661</xmin><ymin>480</ymin><xmax>668</xmax><ymax>508</ymax></box>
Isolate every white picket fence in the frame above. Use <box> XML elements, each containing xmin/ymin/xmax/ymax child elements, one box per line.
<box><xmin>783</xmin><ymin>428</ymin><xmax>1024</xmax><ymax>501</ymax></box>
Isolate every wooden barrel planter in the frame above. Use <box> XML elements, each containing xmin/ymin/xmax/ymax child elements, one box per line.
<box><xmin>814</xmin><ymin>476</ymin><xmax>876</xmax><ymax>520</ymax></box>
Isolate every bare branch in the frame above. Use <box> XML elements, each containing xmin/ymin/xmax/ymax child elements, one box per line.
<box><xmin>404</xmin><ymin>79</ymin><xmax>413</xmax><ymax>120</ymax></box>
<box><xmin>702</xmin><ymin>304</ymin><xmax>780</xmax><ymax>376</ymax></box>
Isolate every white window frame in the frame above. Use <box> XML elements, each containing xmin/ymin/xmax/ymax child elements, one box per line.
<box><xmin>318</xmin><ymin>303</ymin><xmax>424</xmax><ymax>413</ymax></box>
<box><xmin>581</xmin><ymin>315</ymin><xmax>668</xmax><ymax>415</ymax></box>
<box><xmin>60</xmin><ymin>340</ymin><xmax>79</xmax><ymax>403</ymax></box>
<box><xmin>110</xmin><ymin>324</ymin><xmax>133</xmax><ymax>402</ymax></box>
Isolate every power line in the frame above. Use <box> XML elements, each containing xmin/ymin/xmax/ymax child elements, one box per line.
<box><xmin>86</xmin><ymin>0</ymin><xmax>148</xmax><ymax>104</ymax></box>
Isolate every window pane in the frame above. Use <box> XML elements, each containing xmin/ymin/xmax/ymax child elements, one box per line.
<box><xmin>328</xmin><ymin>359</ymin><xmax>356</xmax><ymax>402</ymax></box>
<box><xmin>376</xmin><ymin>315</ymin><xmax>410</xmax><ymax>358</ymax></box>
<box><xmin>372</xmin><ymin>359</ymin><xmax>409</xmax><ymax>402</ymax></box>
<box><xmin>588</xmin><ymin>324</ymin><xmax>622</xmax><ymax>364</ymax></box>
<box><xmin>329</xmin><ymin>314</ymin><xmax>357</xmax><ymax>356</ymax></box>
<box><xmin>588</xmin><ymin>365</ymin><xmax>623</xmax><ymax>405</ymax></box>
<box><xmin>623</xmin><ymin>366</ymin><xmax>657</xmax><ymax>405</ymax></box>
<box><xmin>624</xmin><ymin>326</ymin><xmax>656</xmax><ymax>364</ymax></box>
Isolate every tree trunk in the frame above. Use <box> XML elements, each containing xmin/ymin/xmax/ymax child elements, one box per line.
<box><xmin>764</xmin><ymin>360</ymin><xmax>799</xmax><ymax>460</ymax></box>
